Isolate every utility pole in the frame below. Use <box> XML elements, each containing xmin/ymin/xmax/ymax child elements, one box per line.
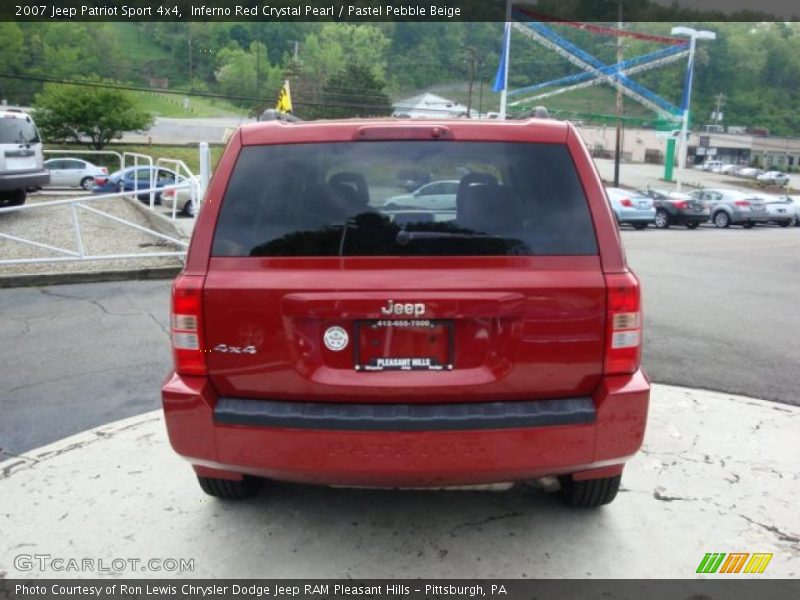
<box><xmin>188</xmin><ymin>38</ymin><xmax>193</xmax><ymax>91</ymax></box>
<box><xmin>478</xmin><ymin>57</ymin><xmax>485</xmax><ymax>118</ymax></box>
<box><xmin>613</xmin><ymin>0</ymin><xmax>623</xmax><ymax>188</ymax></box>
<box><xmin>464</xmin><ymin>46</ymin><xmax>478</xmax><ymax>118</ymax></box>
<box><xmin>713</xmin><ymin>92</ymin><xmax>725</xmax><ymax>124</ymax></box>
<box><xmin>254</xmin><ymin>24</ymin><xmax>261</xmax><ymax>101</ymax></box>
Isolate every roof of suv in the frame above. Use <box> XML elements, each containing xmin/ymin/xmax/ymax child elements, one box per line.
<box><xmin>239</xmin><ymin>117</ymin><xmax>571</xmax><ymax>146</ymax></box>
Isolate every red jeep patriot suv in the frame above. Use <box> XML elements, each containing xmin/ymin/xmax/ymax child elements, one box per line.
<box><xmin>162</xmin><ymin>118</ymin><xmax>649</xmax><ymax>507</ymax></box>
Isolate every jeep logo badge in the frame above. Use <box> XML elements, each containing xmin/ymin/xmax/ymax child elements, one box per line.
<box><xmin>380</xmin><ymin>300</ymin><xmax>426</xmax><ymax>317</ymax></box>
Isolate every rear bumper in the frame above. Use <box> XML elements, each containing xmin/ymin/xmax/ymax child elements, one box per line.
<box><xmin>162</xmin><ymin>370</ymin><xmax>650</xmax><ymax>487</ymax></box>
<box><xmin>732</xmin><ymin>212</ymin><xmax>771</xmax><ymax>223</ymax></box>
<box><xmin>616</xmin><ymin>208</ymin><xmax>655</xmax><ymax>223</ymax></box>
<box><xmin>0</xmin><ymin>169</ymin><xmax>49</xmax><ymax>191</ymax></box>
<box><xmin>671</xmin><ymin>211</ymin><xmax>709</xmax><ymax>225</ymax></box>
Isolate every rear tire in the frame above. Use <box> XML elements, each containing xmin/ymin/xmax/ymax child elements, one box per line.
<box><xmin>80</xmin><ymin>176</ymin><xmax>94</xmax><ymax>190</ymax></box>
<box><xmin>779</xmin><ymin>220</ymin><xmax>790</xmax><ymax>228</ymax></box>
<box><xmin>654</xmin><ymin>209</ymin><xmax>670</xmax><ymax>229</ymax></box>
<box><xmin>197</xmin><ymin>475</ymin><xmax>261</xmax><ymax>500</ymax></box>
<box><xmin>686</xmin><ymin>221</ymin><xmax>700</xmax><ymax>229</ymax></box>
<box><xmin>181</xmin><ymin>199</ymin><xmax>196</xmax><ymax>217</ymax></box>
<box><xmin>3</xmin><ymin>189</ymin><xmax>27</xmax><ymax>206</ymax></box>
<box><xmin>713</xmin><ymin>211</ymin><xmax>730</xmax><ymax>228</ymax></box>
<box><xmin>742</xmin><ymin>222</ymin><xmax>754</xmax><ymax>229</ymax></box>
<box><xmin>558</xmin><ymin>475</ymin><xmax>621</xmax><ymax>508</ymax></box>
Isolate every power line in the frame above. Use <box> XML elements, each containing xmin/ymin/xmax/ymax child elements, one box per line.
<box><xmin>0</xmin><ymin>72</ymin><xmax>475</xmax><ymax>115</ymax></box>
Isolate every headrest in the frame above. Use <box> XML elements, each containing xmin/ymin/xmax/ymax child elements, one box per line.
<box><xmin>328</xmin><ymin>172</ymin><xmax>369</xmax><ymax>208</ymax></box>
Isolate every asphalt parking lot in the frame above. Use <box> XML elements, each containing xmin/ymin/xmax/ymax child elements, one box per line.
<box><xmin>1</xmin><ymin>225</ymin><xmax>798</xmax><ymax>456</ymax></box>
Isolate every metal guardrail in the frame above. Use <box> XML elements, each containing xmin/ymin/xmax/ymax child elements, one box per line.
<box><xmin>1</xmin><ymin>144</ymin><xmax>212</xmax><ymax>267</ymax></box>
<box><xmin>0</xmin><ymin>184</ymin><xmax>190</xmax><ymax>266</ymax></box>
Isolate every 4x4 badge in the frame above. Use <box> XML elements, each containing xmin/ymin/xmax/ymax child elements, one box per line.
<box><xmin>213</xmin><ymin>344</ymin><xmax>257</xmax><ymax>355</ymax></box>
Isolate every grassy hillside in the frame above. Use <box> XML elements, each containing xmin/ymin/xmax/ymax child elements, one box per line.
<box><xmin>401</xmin><ymin>82</ymin><xmax>658</xmax><ymax>120</ymax></box>
<box><xmin>129</xmin><ymin>91</ymin><xmax>244</xmax><ymax>118</ymax></box>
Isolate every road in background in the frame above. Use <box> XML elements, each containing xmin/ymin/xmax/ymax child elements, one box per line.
<box><xmin>594</xmin><ymin>158</ymin><xmax>796</xmax><ymax>193</ymax></box>
<box><xmin>1</xmin><ymin>227</ymin><xmax>798</xmax><ymax>454</ymax></box>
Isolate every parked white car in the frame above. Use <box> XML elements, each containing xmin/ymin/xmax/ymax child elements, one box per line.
<box><xmin>750</xmin><ymin>193</ymin><xmax>794</xmax><ymax>227</ymax></box>
<box><xmin>160</xmin><ymin>181</ymin><xmax>199</xmax><ymax>217</ymax></box>
<box><xmin>737</xmin><ymin>167</ymin><xmax>764</xmax><ymax>179</ymax></box>
<box><xmin>383</xmin><ymin>180</ymin><xmax>459</xmax><ymax>210</ymax></box>
<box><xmin>698</xmin><ymin>160</ymin><xmax>724</xmax><ymax>172</ymax></box>
<box><xmin>756</xmin><ymin>171</ymin><xmax>790</xmax><ymax>186</ymax></box>
<box><xmin>772</xmin><ymin>196</ymin><xmax>800</xmax><ymax>226</ymax></box>
<box><xmin>44</xmin><ymin>157</ymin><xmax>108</xmax><ymax>190</ymax></box>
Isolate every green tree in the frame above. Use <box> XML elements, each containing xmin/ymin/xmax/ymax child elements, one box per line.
<box><xmin>309</xmin><ymin>64</ymin><xmax>393</xmax><ymax>119</ymax></box>
<box><xmin>215</xmin><ymin>41</ymin><xmax>282</xmax><ymax>110</ymax></box>
<box><xmin>33</xmin><ymin>84</ymin><xmax>153</xmax><ymax>149</ymax></box>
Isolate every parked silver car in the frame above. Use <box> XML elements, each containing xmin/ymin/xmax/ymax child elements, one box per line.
<box><xmin>756</xmin><ymin>170</ymin><xmax>790</xmax><ymax>186</ymax></box>
<box><xmin>44</xmin><ymin>157</ymin><xmax>108</xmax><ymax>189</ymax></box>
<box><xmin>688</xmin><ymin>188</ymin><xmax>771</xmax><ymax>228</ymax></box>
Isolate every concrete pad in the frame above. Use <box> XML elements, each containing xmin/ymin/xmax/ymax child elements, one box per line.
<box><xmin>1</xmin><ymin>384</ymin><xmax>797</xmax><ymax>579</ymax></box>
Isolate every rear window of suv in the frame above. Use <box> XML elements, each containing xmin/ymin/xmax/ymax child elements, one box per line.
<box><xmin>212</xmin><ymin>141</ymin><xmax>597</xmax><ymax>257</ymax></box>
<box><xmin>0</xmin><ymin>117</ymin><xmax>40</xmax><ymax>144</ymax></box>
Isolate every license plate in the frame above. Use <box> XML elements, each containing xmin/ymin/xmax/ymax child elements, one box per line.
<box><xmin>5</xmin><ymin>157</ymin><xmax>36</xmax><ymax>171</ymax></box>
<box><xmin>354</xmin><ymin>319</ymin><xmax>454</xmax><ymax>372</ymax></box>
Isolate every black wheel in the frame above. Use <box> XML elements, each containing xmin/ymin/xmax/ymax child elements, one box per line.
<box><xmin>197</xmin><ymin>475</ymin><xmax>261</xmax><ymax>499</ymax></box>
<box><xmin>742</xmin><ymin>221</ymin><xmax>754</xmax><ymax>229</ymax></box>
<box><xmin>3</xmin><ymin>189</ymin><xmax>27</xmax><ymax>206</ymax></box>
<box><xmin>654</xmin><ymin>209</ymin><xmax>670</xmax><ymax>229</ymax></box>
<box><xmin>779</xmin><ymin>220</ymin><xmax>790</xmax><ymax>228</ymax></box>
<box><xmin>686</xmin><ymin>221</ymin><xmax>700</xmax><ymax>229</ymax></box>
<box><xmin>713</xmin><ymin>211</ymin><xmax>731</xmax><ymax>228</ymax></box>
<box><xmin>181</xmin><ymin>199</ymin><xmax>196</xmax><ymax>217</ymax></box>
<box><xmin>80</xmin><ymin>176</ymin><xmax>94</xmax><ymax>190</ymax></box>
<box><xmin>558</xmin><ymin>475</ymin><xmax>621</xmax><ymax>508</ymax></box>
<box><xmin>632</xmin><ymin>222</ymin><xmax>648</xmax><ymax>230</ymax></box>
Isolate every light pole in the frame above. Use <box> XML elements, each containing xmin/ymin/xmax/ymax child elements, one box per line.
<box><xmin>671</xmin><ymin>26</ymin><xmax>716</xmax><ymax>192</ymax></box>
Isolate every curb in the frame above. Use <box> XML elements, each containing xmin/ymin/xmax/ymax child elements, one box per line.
<box><xmin>124</xmin><ymin>196</ymin><xmax>190</xmax><ymax>242</ymax></box>
<box><xmin>0</xmin><ymin>197</ymin><xmax>187</xmax><ymax>289</ymax></box>
<box><xmin>0</xmin><ymin>264</ymin><xmax>181</xmax><ymax>288</ymax></box>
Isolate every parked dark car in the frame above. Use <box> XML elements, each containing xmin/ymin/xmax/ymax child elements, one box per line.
<box><xmin>639</xmin><ymin>187</ymin><xmax>709</xmax><ymax>229</ymax></box>
<box><xmin>92</xmin><ymin>166</ymin><xmax>180</xmax><ymax>203</ymax></box>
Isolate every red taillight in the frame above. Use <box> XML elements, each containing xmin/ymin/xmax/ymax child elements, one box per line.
<box><xmin>604</xmin><ymin>272</ymin><xmax>642</xmax><ymax>375</ymax></box>
<box><xmin>673</xmin><ymin>200</ymin><xmax>688</xmax><ymax>209</ymax></box>
<box><xmin>163</xmin><ymin>188</ymin><xmax>175</xmax><ymax>198</ymax></box>
<box><xmin>94</xmin><ymin>177</ymin><xmax>107</xmax><ymax>186</ymax></box>
<box><xmin>620</xmin><ymin>198</ymin><xmax>634</xmax><ymax>207</ymax></box>
<box><xmin>171</xmin><ymin>274</ymin><xmax>207</xmax><ymax>376</ymax></box>
<box><xmin>735</xmin><ymin>200</ymin><xmax>751</xmax><ymax>207</ymax></box>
